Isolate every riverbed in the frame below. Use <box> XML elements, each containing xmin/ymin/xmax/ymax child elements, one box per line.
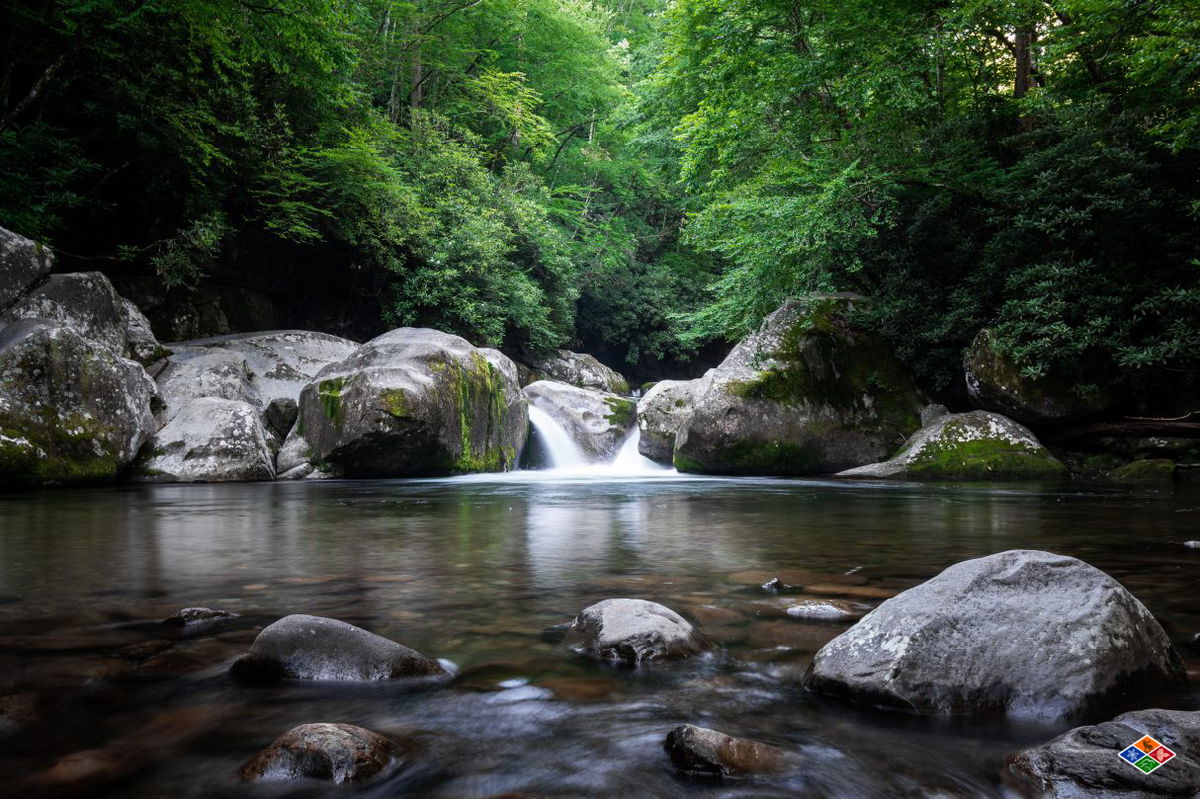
<box><xmin>1</xmin><ymin>474</ymin><xmax>1198</xmax><ymax>797</ymax></box>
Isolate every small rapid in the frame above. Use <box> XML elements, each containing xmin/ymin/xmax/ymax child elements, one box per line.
<box><xmin>526</xmin><ymin>403</ymin><xmax>673</xmax><ymax>478</ymax></box>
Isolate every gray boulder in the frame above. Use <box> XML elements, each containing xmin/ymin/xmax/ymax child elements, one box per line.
<box><xmin>153</xmin><ymin>347</ymin><xmax>262</xmax><ymax>424</ymax></box>
<box><xmin>294</xmin><ymin>328</ymin><xmax>527</xmax><ymax>477</ymax></box>
<box><xmin>240</xmin><ymin>723</ymin><xmax>403</xmax><ymax>784</ymax></box>
<box><xmin>838</xmin><ymin>410</ymin><xmax>1067</xmax><ymax>481</ymax></box>
<box><xmin>803</xmin><ymin>550</ymin><xmax>1185</xmax><ymax>720</ymax></box>
<box><xmin>521</xmin><ymin>348</ymin><xmax>629</xmax><ymax>394</ymax></box>
<box><xmin>636</xmin><ymin>375</ymin><xmax>712</xmax><ymax>465</ymax></box>
<box><xmin>0</xmin><ymin>320</ymin><xmax>156</xmax><ymax>485</ymax></box>
<box><xmin>524</xmin><ymin>380</ymin><xmax>635</xmax><ymax>461</ymax></box>
<box><xmin>3</xmin><ymin>272</ymin><xmax>133</xmax><ymax>355</ymax></box>
<box><xmin>569</xmin><ymin>598</ymin><xmax>706</xmax><ymax>664</ymax></box>
<box><xmin>673</xmin><ymin>295</ymin><xmax>926</xmax><ymax>475</ymax></box>
<box><xmin>663</xmin><ymin>724</ymin><xmax>785</xmax><ymax>777</ymax></box>
<box><xmin>1006</xmin><ymin>708</ymin><xmax>1200</xmax><ymax>798</ymax></box>
<box><xmin>120</xmin><ymin>299</ymin><xmax>167</xmax><ymax>365</ymax></box>
<box><xmin>0</xmin><ymin>226</ymin><xmax>53</xmax><ymax>309</ymax></box>
<box><xmin>230</xmin><ymin>614</ymin><xmax>445</xmax><ymax>682</ymax></box>
<box><xmin>138</xmin><ymin>397</ymin><xmax>274</xmax><ymax>482</ymax></box>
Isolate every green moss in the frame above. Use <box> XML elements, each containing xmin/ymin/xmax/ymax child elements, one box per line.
<box><xmin>675</xmin><ymin>438</ymin><xmax>822</xmax><ymax>475</ymax></box>
<box><xmin>603</xmin><ymin>396</ymin><xmax>635</xmax><ymax>430</ymax></box>
<box><xmin>317</xmin><ymin>377</ymin><xmax>348</xmax><ymax>426</ymax></box>
<box><xmin>0</xmin><ymin>415</ymin><xmax>121</xmax><ymax>485</ymax></box>
<box><xmin>904</xmin><ymin>425</ymin><xmax>1068</xmax><ymax>481</ymax></box>
<box><xmin>381</xmin><ymin>388</ymin><xmax>409</xmax><ymax>418</ymax></box>
<box><xmin>447</xmin><ymin>351</ymin><xmax>511</xmax><ymax>474</ymax></box>
<box><xmin>1111</xmin><ymin>458</ymin><xmax>1176</xmax><ymax>483</ymax></box>
<box><xmin>613</xmin><ymin>379</ymin><xmax>631</xmax><ymax>395</ymax></box>
<box><xmin>641</xmin><ymin>381</ymin><xmax>658</xmax><ymax>393</ymax></box>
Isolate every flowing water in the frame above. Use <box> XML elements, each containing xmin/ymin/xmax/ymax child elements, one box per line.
<box><xmin>1</xmin><ymin>432</ymin><xmax>1199</xmax><ymax>797</ymax></box>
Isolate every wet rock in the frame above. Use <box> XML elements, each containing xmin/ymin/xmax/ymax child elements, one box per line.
<box><xmin>1183</xmin><ymin>541</ymin><xmax>1200</xmax><ymax>549</ymax></box>
<box><xmin>519</xmin><ymin>349</ymin><xmax>629</xmax><ymax>394</ymax></box>
<box><xmin>241</xmin><ymin>722</ymin><xmax>404</xmax><ymax>784</ymax></box>
<box><xmin>1005</xmin><ymin>708</ymin><xmax>1200</xmax><ymax>798</ymax></box>
<box><xmin>538</xmin><ymin>676</ymin><xmax>618</xmax><ymax>702</ymax></box>
<box><xmin>785</xmin><ymin>599</ymin><xmax>864</xmax><ymax>621</ymax></box>
<box><xmin>523</xmin><ymin>379</ymin><xmax>635</xmax><ymax>461</ymax></box>
<box><xmin>0</xmin><ymin>225</ymin><xmax>54</xmax><ymax>309</ymax></box>
<box><xmin>673</xmin><ymin>295</ymin><xmax>927</xmax><ymax>475</ymax></box>
<box><xmin>838</xmin><ymin>410</ymin><xmax>1066</xmax><ymax>481</ymax></box>
<box><xmin>663</xmin><ymin>724</ymin><xmax>784</xmax><ymax>777</ymax></box>
<box><xmin>163</xmin><ymin>607</ymin><xmax>236</xmax><ymax>626</ymax></box>
<box><xmin>230</xmin><ymin>614</ymin><xmax>445</xmax><ymax>682</ymax></box>
<box><xmin>636</xmin><ymin>376</ymin><xmax>712</xmax><ymax>464</ymax></box>
<box><xmin>804</xmin><ymin>550</ymin><xmax>1186</xmax><ymax>720</ymax></box>
<box><xmin>137</xmin><ymin>397</ymin><xmax>275</xmax><ymax>482</ymax></box>
<box><xmin>1111</xmin><ymin>459</ymin><xmax>1177</xmax><ymax>483</ymax></box>
<box><xmin>568</xmin><ymin>598</ymin><xmax>706</xmax><ymax>664</ymax></box>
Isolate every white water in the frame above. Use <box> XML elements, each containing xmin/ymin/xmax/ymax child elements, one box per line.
<box><xmin>526</xmin><ymin>403</ymin><xmax>673</xmax><ymax>478</ymax></box>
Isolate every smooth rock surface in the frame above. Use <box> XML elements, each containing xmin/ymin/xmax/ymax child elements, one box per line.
<box><xmin>569</xmin><ymin>599</ymin><xmax>705</xmax><ymax>664</ymax></box>
<box><xmin>138</xmin><ymin>397</ymin><xmax>274</xmax><ymax>482</ymax></box>
<box><xmin>520</xmin><ymin>349</ymin><xmax>629</xmax><ymax>394</ymax></box>
<box><xmin>2</xmin><ymin>271</ymin><xmax>132</xmax><ymax>355</ymax></box>
<box><xmin>231</xmin><ymin>614</ymin><xmax>445</xmax><ymax>682</ymax></box>
<box><xmin>636</xmin><ymin>375</ymin><xmax>711</xmax><ymax>465</ymax></box>
<box><xmin>663</xmin><ymin>724</ymin><xmax>785</xmax><ymax>777</ymax></box>
<box><xmin>240</xmin><ymin>723</ymin><xmax>403</xmax><ymax>784</ymax></box>
<box><xmin>153</xmin><ymin>347</ymin><xmax>262</xmax><ymax>424</ymax></box>
<box><xmin>803</xmin><ymin>550</ymin><xmax>1185</xmax><ymax>720</ymax></box>
<box><xmin>523</xmin><ymin>380</ymin><xmax>635</xmax><ymax>461</ymax></box>
<box><xmin>0</xmin><ymin>226</ymin><xmax>53</xmax><ymax>310</ymax></box>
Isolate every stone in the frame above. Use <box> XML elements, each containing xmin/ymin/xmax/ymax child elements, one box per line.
<box><xmin>230</xmin><ymin>614</ymin><xmax>445</xmax><ymax>682</ymax></box>
<box><xmin>0</xmin><ymin>226</ymin><xmax>54</xmax><ymax>310</ymax></box>
<box><xmin>240</xmin><ymin>722</ymin><xmax>403</xmax><ymax>784</ymax></box>
<box><xmin>636</xmin><ymin>375</ymin><xmax>712</xmax><ymax>465</ymax></box>
<box><xmin>1006</xmin><ymin>708</ymin><xmax>1200</xmax><ymax>798</ymax></box>
<box><xmin>138</xmin><ymin>397</ymin><xmax>274</xmax><ymax>482</ymax></box>
<box><xmin>803</xmin><ymin>550</ymin><xmax>1186</xmax><ymax>720</ymax></box>
<box><xmin>2</xmin><ymin>271</ymin><xmax>133</xmax><ymax>355</ymax></box>
<box><xmin>673</xmin><ymin>295</ymin><xmax>927</xmax><ymax>475</ymax></box>
<box><xmin>663</xmin><ymin>724</ymin><xmax>785</xmax><ymax>777</ymax></box>
<box><xmin>568</xmin><ymin>598</ymin><xmax>706</xmax><ymax>664</ymax></box>
<box><xmin>275</xmin><ymin>428</ymin><xmax>311</xmax><ymax>473</ymax></box>
<box><xmin>121</xmin><ymin>298</ymin><xmax>167</xmax><ymax>364</ymax></box>
<box><xmin>838</xmin><ymin>410</ymin><xmax>1067</xmax><ymax>481</ymax></box>
<box><xmin>164</xmin><ymin>607</ymin><xmax>236</xmax><ymax>626</ymax></box>
<box><xmin>964</xmin><ymin>328</ymin><xmax>1114</xmax><ymax>426</ymax></box>
<box><xmin>1111</xmin><ymin>459</ymin><xmax>1177</xmax><ymax>483</ymax></box>
<box><xmin>294</xmin><ymin>328</ymin><xmax>527</xmax><ymax>477</ymax></box>
<box><xmin>153</xmin><ymin>346</ymin><xmax>262</xmax><ymax>424</ymax></box>
<box><xmin>520</xmin><ymin>349</ymin><xmax>629</xmax><ymax>394</ymax></box>
<box><xmin>785</xmin><ymin>599</ymin><xmax>864</xmax><ymax>621</ymax></box>
<box><xmin>0</xmin><ymin>320</ymin><xmax>156</xmax><ymax>485</ymax></box>
<box><xmin>523</xmin><ymin>380</ymin><xmax>635</xmax><ymax>461</ymax></box>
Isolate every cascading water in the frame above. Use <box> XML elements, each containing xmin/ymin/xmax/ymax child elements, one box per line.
<box><xmin>526</xmin><ymin>405</ymin><xmax>590</xmax><ymax>469</ymax></box>
<box><xmin>526</xmin><ymin>403</ymin><xmax>672</xmax><ymax>476</ymax></box>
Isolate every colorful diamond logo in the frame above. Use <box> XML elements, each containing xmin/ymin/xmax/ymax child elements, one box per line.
<box><xmin>1118</xmin><ymin>735</ymin><xmax>1175</xmax><ymax>775</ymax></box>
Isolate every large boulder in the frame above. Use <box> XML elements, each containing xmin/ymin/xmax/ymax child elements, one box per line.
<box><xmin>636</xmin><ymin>375</ymin><xmax>712</xmax><ymax>465</ymax></box>
<box><xmin>838</xmin><ymin>410</ymin><xmax>1067</xmax><ymax>480</ymax></box>
<box><xmin>965</xmin><ymin>329</ymin><xmax>1114</xmax><ymax>426</ymax></box>
<box><xmin>153</xmin><ymin>347</ymin><xmax>262</xmax><ymax>424</ymax></box>
<box><xmin>137</xmin><ymin>397</ymin><xmax>274</xmax><ymax>482</ymax></box>
<box><xmin>524</xmin><ymin>380</ymin><xmax>635</xmax><ymax>461</ymax></box>
<box><xmin>0</xmin><ymin>320</ymin><xmax>156</xmax><ymax>485</ymax></box>
<box><xmin>520</xmin><ymin>349</ymin><xmax>629</xmax><ymax>394</ymax></box>
<box><xmin>568</xmin><ymin>598</ymin><xmax>706</xmax><ymax>664</ymax></box>
<box><xmin>673</xmin><ymin>295</ymin><xmax>926</xmax><ymax>475</ymax></box>
<box><xmin>230</xmin><ymin>614</ymin><xmax>445</xmax><ymax>682</ymax></box>
<box><xmin>1006</xmin><ymin>708</ymin><xmax>1200</xmax><ymax>798</ymax></box>
<box><xmin>2</xmin><ymin>271</ymin><xmax>150</xmax><ymax>359</ymax></box>
<box><xmin>241</xmin><ymin>723</ymin><xmax>403</xmax><ymax>784</ymax></box>
<box><xmin>293</xmin><ymin>328</ymin><xmax>527</xmax><ymax>477</ymax></box>
<box><xmin>0</xmin><ymin>226</ymin><xmax>53</xmax><ymax>309</ymax></box>
<box><xmin>803</xmin><ymin>550</ymin><xmax>1185</xmax><ymax>720</ymax></box>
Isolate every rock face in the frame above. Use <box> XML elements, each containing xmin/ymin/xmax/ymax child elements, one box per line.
<box><xmin>838</xmin><ymin>410</ymin><xmax>1067</xmax><ymax>481</ymax></box>
<box><xmin>0</xmin><ymin>226</ymin><xmax>53</xmax><ymax>309</ymax></box>
<box><xmin>636</xmin><ymin>376</ymin><xmax>711</xmax><ymax>465</ymax></box>
<box><xmin>1006</xmin><ymin>708</ymin><xmax>1200</xmax><ymax>798</ymax></box>
<box><xmin>153</xmin><ymin>347</ymin><xmax>262</xmax><ymax>424</ymax></box>
<box><xmin>965</xmin><ymin>329</ymin><xmax>1113</xmax><ymax>426</ymax></box>
<box><xmin>663</xmin><ymin>724</ymin><xmax>785</xmax><ymax>777</ymax></box>
<box><xmin>521</xmin><ymin>349</ymin><xmax>629</xmax><ymax>394</ymax></box>
<box><xmin>673</xmin><ymin>296</ymin><xmax>926</xmax><ymax>475</ymax></box>
<box><xmin>139</xmin><ymin>397</ymin><xmax>275</xmax><ymax>482</ymax></box>
<box><xmin>523</xmin><ymin>380</ymin><xmax>635</xmax><ymax>461</ymax></box>
<box><xmin>121</xmin><ymin>298</ymin><xmax>167</xmax><ymax>365</ymax></box>
<box><xmin>0</xmin><ymin>320</ymin><xmax>156</xmax><ymax>484</ymax></box>
<box><xmin>803</xmin><ymin>550</ymin><xmax>1186</xmax><ymax>720</ymax></box>
<box><xmin>294</xmin><ymin>328</ymin><xmax>527</xmax><ymax>477</ymax></box>
<box><xmin>241</xmin><ymin>723</ymin><xmax>402</xmax><ymax>784</ymax></box>
<box><xmin>3</xmin><ymin>272</ymin><xmax>131</xmax><ymax>355</ymax></box>
<box><xmin>230</xmin><ymin>614</ymin><xmax>445</xmax><ymax>682</ymax></box>
<box><xmin>569</xmin><ymin>599</ymin><xmax>706</xmax><ymax>664</ymax></box>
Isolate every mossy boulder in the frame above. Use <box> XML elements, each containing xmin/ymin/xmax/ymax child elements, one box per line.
<box><xmin>1111</xmin><ymin>458</ymin><xmax>1176</xmax><ymax>483</ymax></box>
<box><xmin>964</xmin><ymin>329</ymin><xmax>1114</xmax><ymax>426</ymax></box>
<box><xmin>636</xmin><ymin>374</ymin><xmax>712</xmax><ymax>465</ymax></box>
<box><xmin>519</xmin><ymin>349</ymin><xmax>629</xmax><ymax>394</ymax></box>
<box><xmin>293</xmin><ymin>328</ymin><xmax>527</xmax><ymax>477</ymax></box>
<box><xmin>523</xmin><ymin>379</ymin><xmax>634</xmax><ymax>461</ymax></box>
<box><xmin>0</xmin><ymin>320</ymin><xmax>156</xmax><ymax>485</ymax></box>
<box><xmin>839</xmin><ymin>410</ymin><xmax>1067</xmax><ymax>481</ymax></box>
<box><xmin>0</xmin><ymin>226</ymin><xmax>53</xmax><ymax>310</ymax></box>
<box><xmin>672</xmin><ymin>295</ymin><xmax>927</xmax><ymax>475</ymax></box>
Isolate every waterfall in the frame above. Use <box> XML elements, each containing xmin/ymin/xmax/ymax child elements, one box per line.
<box><xmin>527</xmin><ymin>405</ymin><xmax>590</xmax><ymax>469</ymax></box>
<box><xmin>526</xmin><ymin>405</ymin><xmax>671</xmax><ymax>476</ymax></box>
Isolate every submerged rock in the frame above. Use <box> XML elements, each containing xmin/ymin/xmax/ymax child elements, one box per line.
<box><xmin>0</xmin><ymin>226</ymin><xmax>54</xmax><ymax>309</ymax></box>
<box><xmin>838</xmin><ymin>410</ymin><xmax>1066</xmax><ymax>481</ymax></box>
<box><xmin>663</xmin><ymin>724</ymin><xmax>785</xmax><ymax>777</ymax></box>
<box><xmin>520</xmin><ymin>348</ymin><xmax>629</xmax><ymax>394</ymax></box>
<box><xmin>785</xmin><ymin>599</ymin><xmax>864</xmax><ymax>621</ymax></box>
<box><xmin>523</xmin><ymin>380</ymin><xmax>635</xmax><ymax>461</ymax></box>
<box><xmin>673</xmin><ymin>295</ymin><xmax>926</xmax><ymax>475</ymax></box>
<box><xmin>636</xmin><ymin>376</ymin><xmax>712</xmax><ymax>465</ymax></box>
<box><xmin>294</xmin><ymin>328</ymin><xmax>527</xmax><ymax>477</ymax></box>
<box><xmin>230</xmin><ymin>614</ymin><xmax>445</xmax><ymax>682</ymax></box>
<box><xmin>240</xmin><ymin>722</ymin><xmax>403</xmax><ymax>784</ymax></box>
<box><xmin>1006</xmin><ymin>708</ymin><xmax>1200</xmax><ymax>798</ymax></box>
<box><xmin>1111</xmin><ymin>458</ymin><xmax>1177</xmax><ymax>483</ymax></box>
<box><xmin>803</xmin><ymin>550</ymin><xmax>1186</xmax><ymax>720</ymax></box>
<box><xmin>138</xmin><ymin>397</ymin><xmax>274</xmax><ymax>482</ymax></box>
<box><xmin>164</xmin><ymin>607</ymin><xmax>236</xmax><ymax>626</ymax></box>
<box><xmin>569</xmin><ymin>598</ymin><xmax>705</xmax><ymax>664</ymax></box>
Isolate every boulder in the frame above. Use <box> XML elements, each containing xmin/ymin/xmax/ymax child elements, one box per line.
<box><xmin>636</xmin><ymin>375</ymin><xmax>712</xmax><ymax>465</ymax></box>
<box><xmin>569</xmin><ymin>598</ymin><xmax>706</xmax><ymax>664</ymax></box>
<box><xmin>838</xmin><ymin>410</ymin><xmax>1067</xmax><ymax>481</ymax></box>
<box><xmin>1111</xmin><ymin>459</ymin><xmax>1176</xmax><ymax>483</ymax></box>
<box><xmin>137</xmin><ymin>398</ymin><xmax>274</xmax><ymax>482</ymax></box>
<box><xmin>663</xmin><ymin>724</ymin><xmax>785</xmax><ymax>777</ymax></box>
<box><xmin>803</xmin><ymin>550</ymin><xmax>1185</xmax><ymax>720</ymax></box>
<box><xmin>294</xmin><ymin>328</ymin><xmax>527</xmax><ymax>477</ymax></box>
<box><xmin>0</xmin><ymin>226</ymin><xmax>54</xmax><ymax>310</ymax></box>
<box><xmin>3</xmin><ymin>271</ymin><xmax>133</xmax><ymax>356</ymax></box>
<box><xmin>673</xmin><ymin>295</ymin><xmax>926</xmax><ymax>475</ymax></box>
<box><xmin>275</xmin><ymin>428</ymin><xmax>312</xmax><ymax>474</ymax></box>
<box><xmin>964</xmin><ymin>328</ymin><xmax>1114</xmax><ymax>426</ymax></box>
<box><xmin>230</xmin><ymin>614</ymin><xmax>445</xmax><ymax>682</ymax></box>
<box><xmin>241</xmin><ymin>723</ymin><xmax>403</xmax><ymax>784</ymax></box>
<box><xmin>523</xmin><ymin>380</ymin><xmax>635</xmax><ymax>461</ymax></box>
<box><xmin>121</xmin><ymin>298</ymin><xmax>167</xmax><ymax>365</ymax></box>
<box><xmin>153</xmin><ymin>347</ymin><xmax>262</xmax><ymax>424</ymax></box>
<box><xmin>0</xmin><ymin>320</ymin><xmax>156</xmax><ymax>485</ymax></box>
<box><xmin>1006</xmin><ymin>708</ymin><xmax>1200</xmax><ymax>798</ymax></box>
<box><xmin>520</xmin><ymin>349</ymin><xmax>629</xmax><ymax>394</ymax></box>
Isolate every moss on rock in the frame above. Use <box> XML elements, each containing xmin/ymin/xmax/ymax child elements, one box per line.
<box><xmin>1111</xmin><ymin>458</ymin><xmax>1176</xmax><ymax>483</ymax></box>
